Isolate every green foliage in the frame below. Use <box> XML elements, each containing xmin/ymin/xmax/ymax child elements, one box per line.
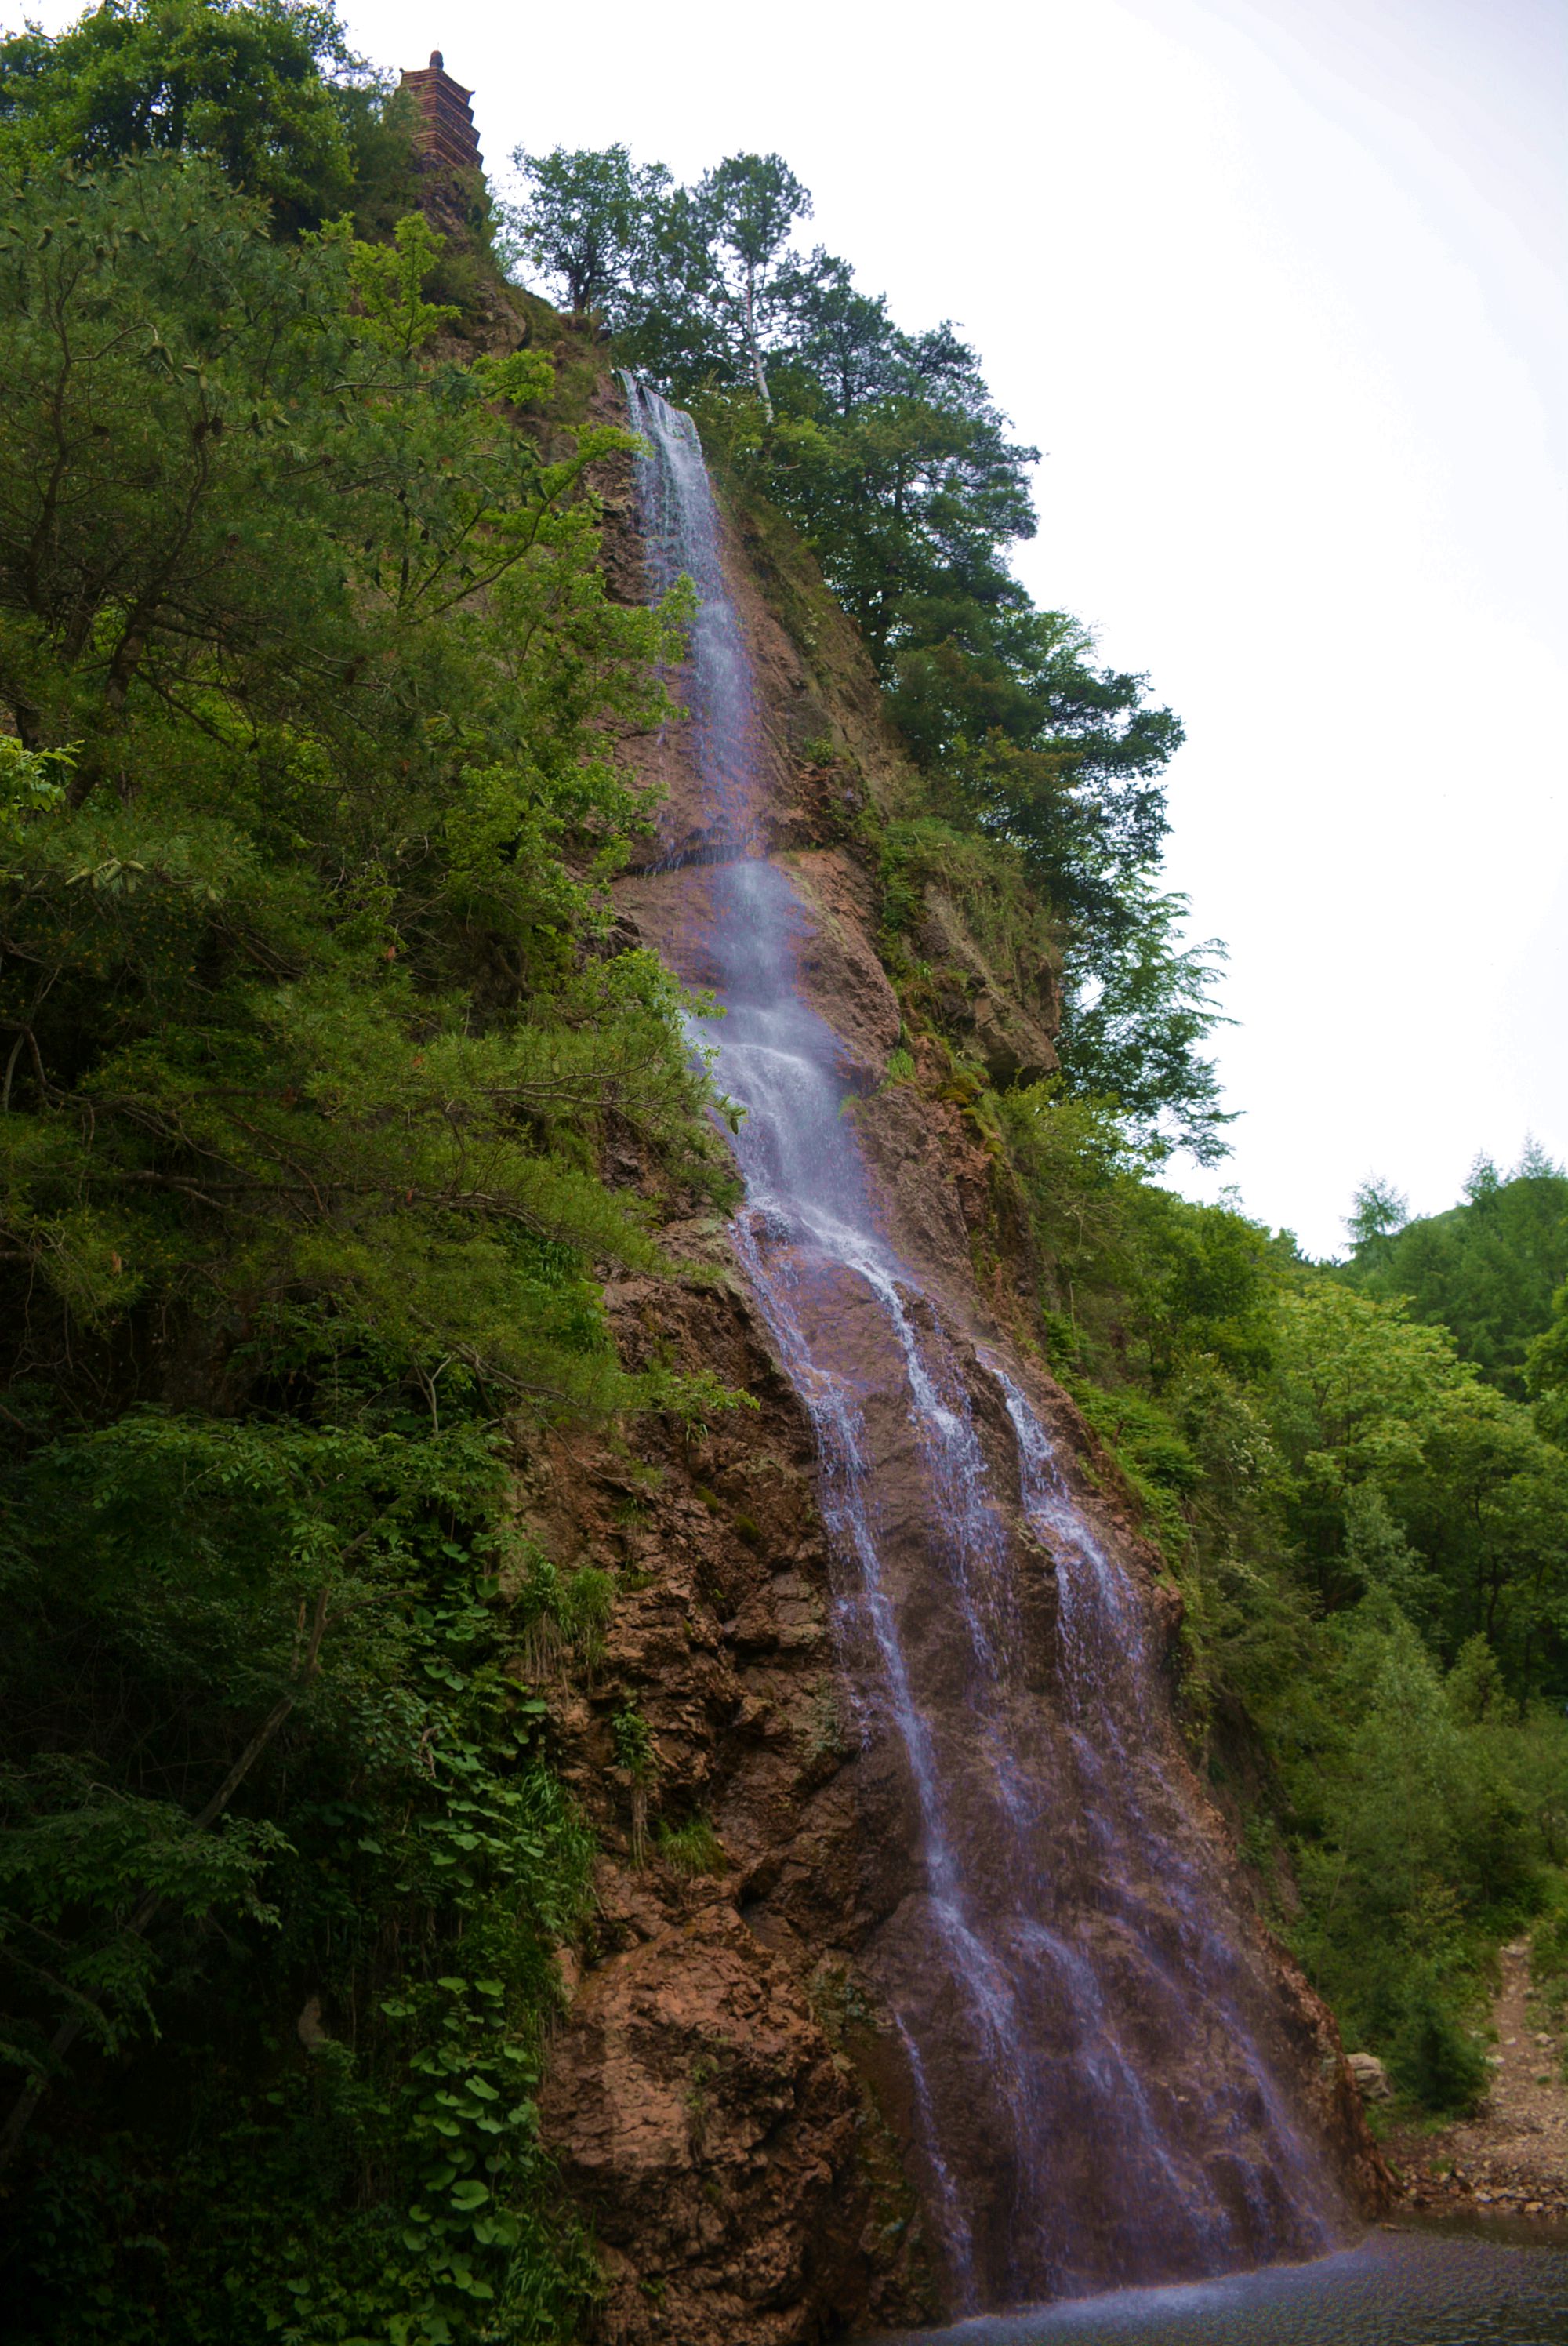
<box><xmin>1388</xmin><ymin>1982</ymin><xmax>1494</xmax><ymax>2115</ymax></box>
<box><xmin>514</xmin><ymin>1552</ymin><xmax>615</xmax><ymax>1679</ymax></box>
<box><xmin>1343</xmin><ymin>1146</ymin><xmax>1568</xmax><ymax>1400</ymax></box>
<box><xmin>1070</xmin><ymin>1382</ymin><xmax>1198</xmax><ymax>1566</ymax></box>
<box><xmin>0</xmin><ymin>0</ymin><xmax>407</xmax><ymax>238</ymax></box>
<box><xmin>508</xmin><ymin>143</ymin><xmax>673</xmax><ymax>316</ymax></box>
<box><xmin>996</xmin><ymin>1081</ymin><xmax>1149</xmax><ymax>1331</ymax></box>
<box><xmin>1054</xmin><ymin>886</ymin><xmax>1233</xmax><ymax>1164</ymax></box>
<box><xmin>997</xmin><ymin>1092</ymin><xmax>1568</xmax><ymax>2111</ymax></box>
<box><xmin>331</xmin><ymin>208</ymin><xmax>462</xmax><ymax>351</ymax></box>
<box><xmin>0</xmin><ymin>154</ymin><xmax>728</xmax><ymax>1416</ymax></box>
<box><xmin>999</xmin><ymin>1095</ymin><xmax>1275</xmax><ymax>1380</ymax></box>
<box><xmin>608</xmin><ymin>1705</ymin><xmax>655</xmax><ymax>1785</ymax></box>
<box><xmin>1530</xmin><ymin>1279</ymin><xmax>1568</xmax><ymax>1450</ymax></box>
<box><xmin>0</xmin><ymin>145</ymin><xmax>740</xmax><ymax>2341</ymax></box>
<box><xmin>887</xmin><ymin>607</ymin><xmax>1176</xmax><ymax>912</ymax></box>
<box><xmin>692</xmin><ymin>151</ymin><xmax>811</xmax><ymax>423</ymax></box>
<box><xmin>1</xmin><ymin>1406</ymin><xmax>603</xmax><ymax>2339</ymax></box>
<box><xmin>1268</xmin><ymin>1281</ymin><xmax>1568</xmax><ymax>1669</ymax></box>
<box><xmin>608</xmin><ymin>1705</ymin><xmax>655</xmax><ymax>1868</ymax></box>
<box><xmin>877</xmin><ymin>815</ymin><xmax>1060</xmax><ymax>1067</ymax></box>
<box><xmin>1282</xmin><ymin>1605</ymin><xmax>1547</xmax><ymax>2115</ymax></box>
<box><xmin>655</xmin><ymin>1814</ymin><xmax>726</xmax><ymax>1877</ymax></box>
<box><xmin>1343</xmin><ymin>1174</ymin><xmax>1410</xmax><ymax>1263</ymax></box>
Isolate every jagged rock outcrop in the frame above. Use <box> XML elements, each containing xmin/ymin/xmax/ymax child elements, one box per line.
<box><xmin>541</xmin><ymin>1906</ymin><xmax>860</xmax><ymax>2346</ymax></box>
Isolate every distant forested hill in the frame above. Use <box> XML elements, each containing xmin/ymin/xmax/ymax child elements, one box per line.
<box><xmin>1340</xmin><ymin>1149</ymin><xmax>1568</xmax><ymax>1399</ymax></box>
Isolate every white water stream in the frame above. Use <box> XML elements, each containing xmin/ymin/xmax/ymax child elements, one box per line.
<box><xmin>620</xmin><ymin>376</ymin><xmax>1345</xmax><ymax>2312</ymax></box>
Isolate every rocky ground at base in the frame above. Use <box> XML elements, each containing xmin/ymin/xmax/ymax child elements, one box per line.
<box><xmin>1383</xmin><ymin>1939</ymin><xmax>1568</xmax><ymax>2227</ymax></box>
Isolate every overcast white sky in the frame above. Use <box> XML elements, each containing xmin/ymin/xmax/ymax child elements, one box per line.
<box><xmin>23</xmin><ymin>0</ymin><xmax>1565</xmax><ymax>1254</ymax></box>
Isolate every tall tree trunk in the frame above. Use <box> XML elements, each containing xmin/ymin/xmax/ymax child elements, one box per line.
<box><xmin>744</xmin><ymin>268</ymin><xmax>773</xmax><ymax>428</ymax></box>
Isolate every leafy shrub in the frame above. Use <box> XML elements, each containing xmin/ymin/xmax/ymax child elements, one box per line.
<box><xmin>1387</xmin><ymin>1979</ymin><xmax>1491</xmax><ymax>2115</ymax></box>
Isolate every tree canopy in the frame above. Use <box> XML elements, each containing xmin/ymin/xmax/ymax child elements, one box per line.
<box><xmin>510</xmin><ymin>141</ymin><xmax>671</xmax><ymax>315</ymax></box>
<box><xmin>1342</xmin><ymin>1146</ymin><xmax>1568</xmax><ymax>1398</ymax></box>
<box><xmin>0</xmin><ymin>0</ymin><xmax>413</xmax><ymax>232</ymax></box>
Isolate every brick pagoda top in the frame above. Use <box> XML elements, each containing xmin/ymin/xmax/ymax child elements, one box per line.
<box><xmin>398</xmin><ymin>50</ymin><xmax>483</xmax><ymax>176</ymax></box>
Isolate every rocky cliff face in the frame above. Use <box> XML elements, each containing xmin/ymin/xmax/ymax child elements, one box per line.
<box><xmin>526</xmin><ymin>1273</ymin><xmax>932</xmax><ymax>2343</ymax></box>
<box><xmin>526</xmin><ymin>378</ymin><xmax>1387</xmax><ymax>2345</ymax></box>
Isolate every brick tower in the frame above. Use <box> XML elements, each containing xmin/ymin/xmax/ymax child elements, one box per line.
<box><xmin>397</xmin><ymin>51</ymin><xmax>483</xmax><ymax>178</ymax></box>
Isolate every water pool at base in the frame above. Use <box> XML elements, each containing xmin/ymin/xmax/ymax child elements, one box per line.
<box><xmin>860</xmin><ymin>2229</ymin><xmax>1568</xmax><ymax>2344</ymax></box>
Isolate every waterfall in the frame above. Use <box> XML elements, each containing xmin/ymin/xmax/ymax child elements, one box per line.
<box><xmin>619</xmin><ymin>375</ymin><xmax>1345</xmax><ymax>2313</ymax></box>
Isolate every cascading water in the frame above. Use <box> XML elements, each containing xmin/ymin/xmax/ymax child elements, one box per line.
<box><xmin>618</xmin><ymin>375</ymin><xmax>1347</xmax><ymax>2313</ymax></box>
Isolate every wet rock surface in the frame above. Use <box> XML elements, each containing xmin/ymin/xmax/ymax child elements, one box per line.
<box><xmin>521</xmin><ymin>1275</ymin><xmax>937</xmax><ymax>2341</ymax></box>
<box><xmin>530</xmin><ymin>376</ymin><xmax>1389</xmax><ymax>2341</ymax></box>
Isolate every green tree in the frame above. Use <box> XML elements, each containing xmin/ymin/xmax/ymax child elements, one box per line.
<box><xmin>786</xmin><ymin>256</ymin><xmax>900</xmax><ymax>416</ymax></box>
<box><xmin>1267</xmin><ymin>1281</ymin><xmax>1568</xmax><ymax>1672</ymax></box>
<box><xmin>0</xmin><ymin>0</ymin><xmax>399</xmax><ymax>234</ymax></box>
<box><xmin>694</xmin><ymin>150</ymin><xmax>811</xmax><ymax>426</ymax></box>
<box><xmin>1053</xmin><ymin>887</ymin><xmax>1232</xmax><ymax>1162</ymax></box>
<box><xmin>327</xmin><ymin>204</ymin><xmax>462</xmax><ymax>349</ymax></box>
<box><xmin>0</xmin><ymin>157</ymin><xmax>722</xmax><ymax>1404</ymax></box>
<box><xmin>1345</xmin><ymin>1146</ymin><xmax>1568</xmax><ymax>1396</ymax></box>
<box><xmin>1286</xmin><ymin>1605</ymin><xmax>1537</xmax><ymax>2112</ymax></box>
<box><xmin>1527</xmin><ymin>1268</ymin><xmax>1568</xmax><ymax>1447</ymax></box>
<box><xmin>768</xmin><ymin>332</ymin><xmax>1039</xmax><ymax>659</ymax></box>
<box><xmin>510</xmin><ymin>140</ymin><xmax>672</xmax><ymax>316</ymax></box>
<box><xmin>1</xmin><ymin>154</ymin><xmax>372</xmax><ymax>776</ymax></box>
<box><xmin>1343</xmin><ymin>1175</ymin><xmax>1409</xmax><ymax>1266</ymax></box>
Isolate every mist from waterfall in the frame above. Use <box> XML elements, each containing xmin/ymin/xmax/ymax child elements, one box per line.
<box><xmin>619</xmin><ymin>372</ymin><xmax>1344</xmax><ymax>2313</ymax></box>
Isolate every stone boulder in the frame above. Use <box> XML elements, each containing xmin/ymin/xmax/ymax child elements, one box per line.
<box><xmin>1347</xmin><ymin>2051</ymin><xmax>1392</xmax><ymax>2102</ymax></box>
